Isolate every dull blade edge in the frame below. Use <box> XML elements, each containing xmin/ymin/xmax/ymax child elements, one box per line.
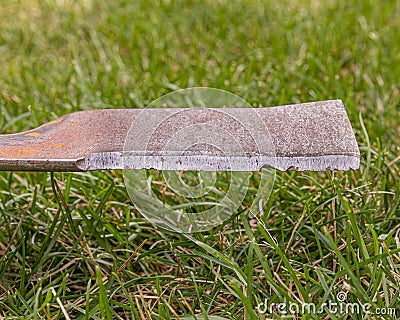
<box><xmin>79</xmin><ymin>151</ymin><xmax>360</xmax><ymax>172</ymax></box>
<box><xmin>0</xmin><ymin>153</ymin><xmax>360</xmax><ymax>172</ymax></box>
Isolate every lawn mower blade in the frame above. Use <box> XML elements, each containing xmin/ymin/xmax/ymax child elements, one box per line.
<box><xmin>0</xmin><ymin>100</ymin><xmax>360</xmax><ymax>172</ymax></box>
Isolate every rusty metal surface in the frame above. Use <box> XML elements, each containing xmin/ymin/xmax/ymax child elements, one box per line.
<box><xmin>0</xmin><ymin>109</ymin><xmax>138</xmax><ymax>171</ymax></box>
<box><xmin>0</xmin><ymin>100</ymin><xmax>360</xmax><ymax>171</ymax></box>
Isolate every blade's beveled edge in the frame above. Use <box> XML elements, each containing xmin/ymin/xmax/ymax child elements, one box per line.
<box><xmin>0</xmin><ymin>153</ymin><xmax>359</xmax><ymax>172</ymax></box>
<box><xmin>78</xmin><ymin>151</ymin><xmax>360</xmax><ymax>172</ymax></box>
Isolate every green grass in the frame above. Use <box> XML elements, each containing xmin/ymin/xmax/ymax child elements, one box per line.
<box><xmin>0</xmin><ymin>0</ymin><xmax>399</xmax><ymax>319</ymax></box>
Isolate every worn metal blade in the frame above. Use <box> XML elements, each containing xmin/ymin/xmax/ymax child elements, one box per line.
<box><xmin>0</xmin><ymin>100</ymin><xmax>360</xmax><ymax>171</ymax></box>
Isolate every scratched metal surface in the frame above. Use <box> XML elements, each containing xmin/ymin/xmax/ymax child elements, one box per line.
<box><xmin>0</xmin><ymin>100</ymin><xmax>360</xmax><ymax>171</ymax></box>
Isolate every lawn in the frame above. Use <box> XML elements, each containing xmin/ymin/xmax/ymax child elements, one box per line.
<box><xmin>0</xmin><ymin>0</ymin><xmax>399</xmax><ymax>319</ymax></box>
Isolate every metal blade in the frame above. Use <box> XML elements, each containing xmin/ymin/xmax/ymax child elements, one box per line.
<box><xmin>0</xmin><ymin>100</ymin><xmax>360</xmax><ymax>171</ymax></box>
